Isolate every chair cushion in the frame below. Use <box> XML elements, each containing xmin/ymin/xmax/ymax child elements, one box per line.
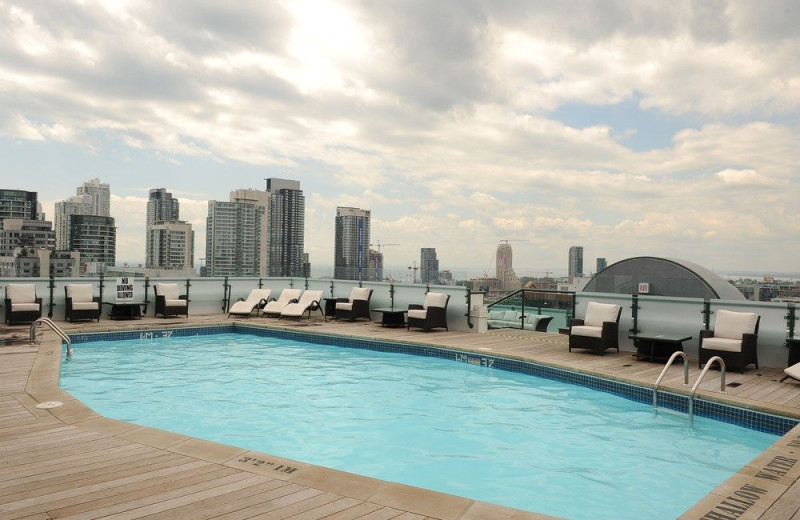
<box><xmin>165</xmin><ymin>299</ymin><xmax>187</xmax><ymax>307</ymax></box>
<box><xmin>336</xmin><ymin>302</ymin><xmax>354</xmax><ymax>311</ymax></box>
<box><xmin>571</xmin><ymin>325</ymin><xmax>602</xmax><ymax>338</ymax></box>
<box><xmin>503</xmin><ymin>311</ymin><xmax>519</xmax><ymax>321</ymax></box>
<box><xmin>276</xmin><ymin>289</ymin><xmax>302</xmax><ymax>302</ymax></box>
<box><xmin>67</xmin><ymin>284</ymin><xmax>94</xmax><ymax>302</ymax></box>
<box><xmin>350</xmin><ymin>287</ymin><xmax>372</xmax><ymax>302</ymax></box>
<box><xmin>408</xmin><ymin>309</ymin><xmax>427</xmax><ymax>320</ymax></box>
<box><xmin>424</xmin><ymin>292</ymin><xmax>448</xmax><ymax>309</ymax></box>
<box><xmin>785</xmin><ymin>363</ymin><xmax>800</xmax><ymax>381</ymax></box>
<box><xmin>702</xmin><ymin>337</ymin><xmax>743</xmax><ymax>352</ymax></box>
<box><xmin>584</xmin><ymin>302</ymin><xmax>620</xmax><ymax>327</ymax></box>
<box><xmin>6</xmin><ymin>284</ymin><xmax>36</xmax><ymax>303</ymax></box>
<box><xmin>72</xmin><ymin>302</ymin><xmax>99</xmax><ymax>310</ymax></box>
<box><xmin>11</xmin><ymin>303</ymin><xmax>40</xmax><ymax>312</ymax></box>
<box><xmin>246</xmin><ymin>289</ymin><xmax>272</xmax><ymax>302</ymax></box>
<box><xmin>155</xmin><ymin>283</ymin><xmax>179</xmax><ymax>300</ymax></box>
<box><xmin>714</xmin><ymin>310</ymin><xmax>759</xmax><ymax>340</ymax></box>
<box><xmin>488</xmin><ymin>310</ymin><xmax>505</xmax><ymax>320</ymax></box>
<box><xmin>229</xmin><ymin>300</ymin><xmax>257</xmax><ymax>314</ymax></box>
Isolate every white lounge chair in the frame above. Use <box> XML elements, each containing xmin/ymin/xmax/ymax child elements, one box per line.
<box><xmin>65</xmin><ymin>284</ymin><xmax>101</xmax><ymax>322</ymax></box>
<box><xmin>262</xmin><ymin>288</ymin><xmax>302</xmax><ymax>317</ymax></box>
<box><xmin>699</xmin><ymin>309</ymin><xmax>760</xmax><ymax>373</ymax></box>
<box><xmin>568</xmin><ymin>302</ymin><xmax>622</xmax><ymax>355</ymax></box>
<box><xmin>335</xmin><ymin>287</ymin><xmax>373</xmax><ymax>321</ymax></box>
<box><xmin>281</xmin><ymin>290</ymin><xmax>324</xmax><ymax>320</ymax></box>
<box><xmin>153</xmin><ymin>283</ymin><xmax>189</xmax><ymax>318</ymax></box>
<box><xmin>228</xmin><ymin>289</ymin><xmax>273</xmax><ymax>318</ymax></box>
<box><xmin>4</xmin><ymin>284</ymin><xmax>42</xmax><ymax>324</ymax></box>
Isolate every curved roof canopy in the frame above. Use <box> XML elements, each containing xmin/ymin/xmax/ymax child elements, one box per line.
<box><xmin>583</xmin><ymin>256</ymin><xmax>745</xmax><ymax>300</ymax></box>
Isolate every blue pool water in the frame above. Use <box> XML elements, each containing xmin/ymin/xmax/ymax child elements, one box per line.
<box><xmin>60</xmin><ymin>332</ymin><xmax>779</xmax><ymax>520</ymax></box>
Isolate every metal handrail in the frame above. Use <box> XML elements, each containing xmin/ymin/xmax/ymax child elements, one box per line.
<box><xmin>653</xmin><ymin>351</ymin><xmax>689</xmax><ymax>410</ymax></box>
<box><xmin>30</xmin><ymin>317</ymin><xmax>72</xmax><ymax>361</ymax></box>
<box><xmin>688</xmin><ymin>356</ymin><xmax>726</xmax><ymax>426</ymax></box>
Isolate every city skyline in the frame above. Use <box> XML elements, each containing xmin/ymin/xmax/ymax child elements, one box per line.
<box><xmin>2</xmin><ymin>2</ymin><xmax>799</xmax><ymax>275</ymax></box>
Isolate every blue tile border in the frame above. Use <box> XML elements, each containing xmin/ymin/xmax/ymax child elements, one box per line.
<box><xmin>66</xmin><ymin>324</ymin><xmax>799</xmax><ymax>436</ymax></box>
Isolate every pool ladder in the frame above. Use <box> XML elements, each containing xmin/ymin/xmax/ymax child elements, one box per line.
<box><xmin>30</xmin><ymin>318</ymin><xmax>73</xmax><ymax>361</ymax></box>
<box><xmin>653</xmin><ymin>352</ymin><xmax>726</xmax><ymax>426</ymax></box>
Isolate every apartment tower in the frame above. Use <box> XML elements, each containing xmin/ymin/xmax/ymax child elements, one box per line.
<box><xmin>334</xmin><ymin>207</ymin><xmax>370</xmax><ymax>282</ymax></box>
<box><xmin>568</xmin><ymin>246</ymin><xmax>584</xmax><ymax>281</ymax></box>
<box><xmin>420</xmin><ymin>247</ymin><xmax>439</xmax><ymax>285</ymax></box>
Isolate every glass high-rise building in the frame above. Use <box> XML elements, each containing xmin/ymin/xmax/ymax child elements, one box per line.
<box><xmin>0</xmin><ymin>190</ymin><xmax>39</xmax><ymax>221</ymax></box>
<box><xmin>420</xmin><ymin>247</ymin><xmax>439</xmax><ymax>284</ymax></box>
<box><xmin>145</xmin><ymin>189</ymin><xmax>192</xmax><ymax>270</ymax></box>
<box><xmin>76</xmin><ymin>178</ymin><xmax>110</xmax><ymax>217</ymax></box>
<box><xmin>569</xmin><ymin>246</ymin><xmax>584</xmax><ymax>280</ymax></box>
<box><xmin>205</xmin><ymin>200</ymin><xmax>264</xmax><ymax>276</ymax></box>
<box><xmin>596</xmin><ymin>257</ymin><xmax>607</xmax><ymax>274</ymax></box>
<box><xmin>67</xmin><ymin>214</ymin><xmax>116</xmax><ymax>274</ymax></box>
<box><xmin>266</xmin><ymin>179</ymin><xmax>305</xmax><ymax>277</ymax></box>
<box><xmin>334</xmin><ymin>207</ymin><xmax>370</xmax><ymax>282</ymax></box>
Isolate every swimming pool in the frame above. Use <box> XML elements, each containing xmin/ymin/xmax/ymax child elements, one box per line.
<box><xmin>60</xmin><ymin>327</ymin><xmax>790</xmax><ymax>520</ymax></box>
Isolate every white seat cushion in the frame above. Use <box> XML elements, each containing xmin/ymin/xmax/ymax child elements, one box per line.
<box><xmin>155</xmin><ymin>284</ymin><xmax>180</xmax><ymax>300</ymax></box>
<box><xmin>71</xmin><ymin>301</ymin><xmax>99</xmax><ymax>310</ymax></box>
<box><xmin>165</xmin><ymin>299</ymin><xmax>187</xmax><ymax>307</ymax></box>
<box><xmin>701</xmin><ymin>337</ymin><xmax>743</xmax><ymax>352</ymax></box>
<box><xmin>785</xmin><ymin>363</ymin><xmax>800</xmax><ymax>381</ymax></box>
<box><xmin>503</xmin><ymin>311</ymin><xmax>519</xmax><ymax>321</ymax></box>
<box><xmin>488</xmin><ymin>310</ymin><xmax>505</xmax><ymax>320</ymax></box>
<box><xmin>245</xmin><ymin>289</ymin><xmax>272</xmax><ymax>302</ymax></box>
<box><xmin>6</xmin><ymin>284</ymin><xmax>36</xmax><ymax>303</ymax></box>
<box><xmin>66</xmin><ymin>284</ymin><xmax>94</xmax><ymax>302</ymax></box>
<box><xmin>571</xmin><ymin>325</ymin><xmax>602</xmax><ymax>338</ymax></box>
<box><xmin>584</xmin><ymin>302</ymin><xmax>620</xmax><ymax>327</ymax></box>
<box><xmin>424</xmin><ymin>292</ymin><xmax>448</xmax><ymax>309</ymax></box>
<box><xmin>349</xmin><ymin>287</ymin><xmax>372</xmax><ymax>302</ymax></box>
<box><xmin>336</xmin><ymin>302</ymin><xmax>353</xmax><ymax>311</ymax></box>
<box><xmin>11</xmin><ymin>303</ymin><xmax>40</xmax><ymax>312</ymax></box>
<box><xmin>408</xmin><ymin>309</ymin><xmax>427</xmax><ymax>320</ymax></box>
<box><xmin>714</xmin><ymin>310</ymin><xmax>759</xmax><ymax>340</ymax></box>
<box><xmin>229</xmin><ymin>301</ymin><xmax>257</xmax><ymax>314</ymax></box>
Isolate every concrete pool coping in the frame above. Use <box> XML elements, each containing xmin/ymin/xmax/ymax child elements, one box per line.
<box><xmin>6</xmin><ymin>314</ymin><xmax>800</xmax><ymax>519</ymax></box>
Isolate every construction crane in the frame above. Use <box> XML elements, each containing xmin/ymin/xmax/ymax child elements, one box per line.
<box><xmin>370</xmin><ymin>241</ymin><xmax>399</xmax><ymax>252</ymax></box>
<box><xmin>408</xmin><ymin>260</ymin><xmax>419</xmax><ymax>284</ymax></box>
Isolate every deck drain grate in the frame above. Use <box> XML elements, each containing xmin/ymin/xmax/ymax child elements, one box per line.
<box><xmin>726</xmin><ymin>382</ymin><xmax>742</xmax><ymax>388</ymax></box>
<box><xmin>622</xmin><ymin>364</ymin><xmax>633</xmax><ymax>367</ymax></box>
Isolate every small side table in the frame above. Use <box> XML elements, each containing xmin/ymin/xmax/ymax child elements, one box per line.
<box><xmin>629</xmin><ymin>333</ymin><xmax>692</xmax><ymax>362</ymax></box>
<box><xmin>322</xmin><ymin>298</ymin><xmax>337</xmax><ymax>320</ymax></box>
<box><xmin>786</xmin><ymin>337</ymin><xmax>800</xmax><ymax>367</ymax></box>
<box><xmin>103</xmin><ymin>302</ymin><xmax>145</xmax><ymax>320</ymax></box>
<box><xmin>374</xmin><ymin>308</ymin><xmax>408</xmax><ymax>328</ymax></box>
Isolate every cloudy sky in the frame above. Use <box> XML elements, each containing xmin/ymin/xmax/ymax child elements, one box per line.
<box><xmin>2</xmin><ymin>0</ymin><xmax>799</xmax><ymax>279</ymax></box>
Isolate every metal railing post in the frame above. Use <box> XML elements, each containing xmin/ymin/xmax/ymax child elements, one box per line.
<box><xmin>143</xmin><ymin>277</ymin><xmax>150</xmax><ymax>314</ymax></box>
<box><xmin>787</xmin><ymin>303</ymin><xmax>797</xmax><ymax>339</ymax></box>
<box><xmin>630</xmin><ymin>294</ymin><xmax>639</xmax><ymax>335</ymax></box>
<box><xmin>47</xmin><ymin>275</ymin><xmax>55</xmax><ymax>318</ymax></box>
<box><xmin>701</xmin><ymin>299</ymin><xmax>712</xmax><ymax>330</ymax></box>
<box><xmin>221</xmin><ymin>276</ymin><xmax>229</xmax><ymax>312</ymax></box>
<box><xmin>99</xmin><ymin>273</ymin><xmax>104</xmax><ymax>303</ymax></box>
<box><xmin>465</xmin><ymin>287</ymin><xmax>473</xmax><ymax>328</ymax></box>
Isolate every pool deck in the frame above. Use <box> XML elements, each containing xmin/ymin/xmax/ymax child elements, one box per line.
<box><xmin>3</xmin><ymin>314</ymin><xmax>800</xmax><ymax>520</ymax></box>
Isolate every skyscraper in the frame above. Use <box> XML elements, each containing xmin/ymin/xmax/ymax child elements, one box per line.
<box><xmin>496</xmin><ymin>242</ymin><xmax>521</xmax><ymax>290</ymax></box>
<box><xmin>54</xmin><ymin>195</ymin><xmax>93</xmax><ymax>250</ymax></box>
<box><xmin>205</xmin><ymin>200</ymin><xmax>264</xmax><ymax>276</ymax></box>
<box><xmin>145</xmin><ymin>189</ymin><xmax>193</xmax><ymax>271</ymax></box>
<box><xmin>76</xmin><ymin>178</ymin><xmax>110</xmax><ymax>217</ymax></box>
<box><xmin>568</xmin><ymin>246</ymin><xmax>584</xmax><ymax>280</ymax></box>
<box><xmin>0</xmin><ymin>189</ymin><xmax>40</xmax><ymax>220</ymax></box>
<box><xmin>334</xmin><ymin>207</ymin><xmax>370</xmax><ymax>282</ymax></box>
<box><xmin>420</xmin><ymin>247</ymin><xmax>439</xmax><ymax>284</ymax></box>
<box><xmin>265</xmin><ymin>178</ymin><xmax>305</xmax><ymax>277</ymax></box>
<box><xmin>147</xmin><ymin>221</ymin><xmax>194</xmax><ymax>271</ymax></box>
<box><xmin>67</xmin><ymin>215</ymin><xmax>116</xmax><ymax>274</ymax></box>
<box><xmin>596</xmin><ymin>257</ymin><xmax>607</xmax><ymax>274</ymax></box>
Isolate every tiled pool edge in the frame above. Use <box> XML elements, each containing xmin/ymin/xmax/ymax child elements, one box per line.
<box><xmin>67</xmin><ymin>323</ymin><xmax>799</xmax><ymax>436</ymax></box>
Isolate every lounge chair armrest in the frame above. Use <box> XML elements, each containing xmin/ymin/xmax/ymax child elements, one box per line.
<box><xmin>336</xmin><ymin>297</ymin><xmax>349</xmax><ymax>302</ymax></box>
<box><xmin>408</xmin><ymin>303</ymin><xmax>424</xmax><ymax>310</ymax></box>
<box><xmin>179</xmin><ymin>295</ymin><xmax>189</xmax><ymax>301</ymax></box>
<box><xmin>570</xmin><ymin>318</ymin><xmax>584</xmax><ymax>327</ymax></box>
<box><xmin>742</xmin><ymin>332</ymin><xmax>758</xmax><ymax>350</ymax></box>
<box><xmin>699</xmin><ymin>329</ymin><xmax>715</xmax><ymax>339</ymax></box>
<box><xmin>601</xmin><ymin>321</ymin><xmax>619</xmax><ymax>342</ymax></box>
